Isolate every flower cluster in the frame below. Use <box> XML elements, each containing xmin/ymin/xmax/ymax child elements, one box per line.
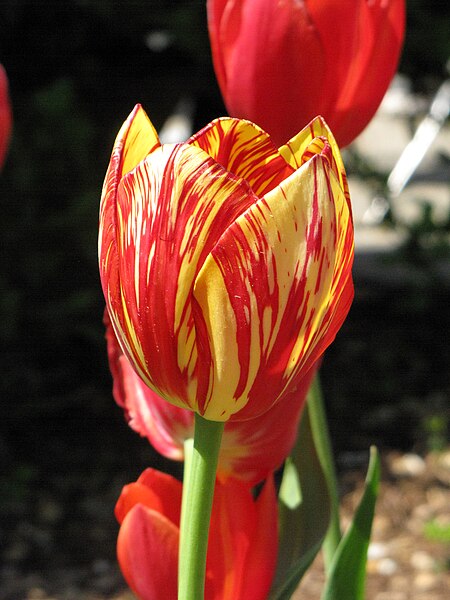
<box><xmin>99</xmin><ymin>1</ymin><xmax>405</xmax><ymax>596</ymax></box>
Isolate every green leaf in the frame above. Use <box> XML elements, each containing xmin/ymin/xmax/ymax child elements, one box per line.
<box><xmin>321</xmin><ymin>446</ymin><xmax>381</xmax><ymax>600</ymax></box>
<box><xmin>269</xmin><ymin>403</ymin><xmax>331</xmax><ymax>600</ymax></box>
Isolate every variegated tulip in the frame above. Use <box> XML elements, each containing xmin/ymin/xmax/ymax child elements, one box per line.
<box><xmin>207</xmin><ymin>0</ymin><xmax>405</xmax><ymax>147</ymax></box>
<box><xmin>0</xmin><ymin>64</ymin><xmax>12</xmax><ymax>168</ymax></box>
<box><xmin>115</xmin><ymin>468</ymin><xmax>278</xmax><ymax>600</ymax></box>
<box><xmin>105</xmin><ymin>314</ymin><xmax>317</xmax><ymax>484</ymax></box>
<box><xmin>99</xmin><ymin>104</ymin><xmax>353</xmax><ymax>422</ymax></box>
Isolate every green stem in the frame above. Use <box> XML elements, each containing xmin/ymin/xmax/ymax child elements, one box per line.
<box><xmin>178</xmin><ymin>414</ymin><xmax>224</xmax><ymax>600</ymax></box>
<box><xmin>307</xmin><ymin>373</ymin><xmax>341</xmax><ymax>572</ymax></box>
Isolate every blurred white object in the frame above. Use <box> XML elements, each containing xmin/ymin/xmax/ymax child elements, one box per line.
<box><xmin>363</xmin><ymin>75</ymin><xmax>450</xmax><ymax>225</ymax></box>
<box><xmin>387</xmin><ymin>78</ymin><xmax>450</xmax><ymax>198</ymax></box>
<box><xmin>159</xmin><ymin>97</ymin><xmax>195</xmax><ymax>144</ymax></box>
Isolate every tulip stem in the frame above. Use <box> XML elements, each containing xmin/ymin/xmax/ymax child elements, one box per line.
<box><xmin>178</xmin><ymin>414</ymin><xmax>224</xmax><ymax>600</ymax></box>
<box><xmin>307</xmin><ymin>373</ymin><xmax>342</xmax><ymax>571</ymax></box>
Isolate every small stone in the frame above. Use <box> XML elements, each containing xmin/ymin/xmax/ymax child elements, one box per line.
<box><xmin>414</xmin><ymin>571</ymin><xmax>439</xmax><ymax>591</ymax></box>
<box><xmin>410</xmin><ymin>550</ymin><xmax>436</xmax><ymax>571</ymax></box>
<box><xmin>389</xmin><ymin>453</ymin><xmax>426</xmax><ymax>477</ymax></box>
<box><xmin>377</xmin><ymin>557</ymin><xmax>398</xmax><ymax>576</ymax></box>
<box><xmin>368</xmin><ymin>541</ymin><xmax>388</xmax><ymax>559</ymax></box>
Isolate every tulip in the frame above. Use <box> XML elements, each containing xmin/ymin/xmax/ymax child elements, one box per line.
<box><xmin>115</xmin><ymin>468</ymin><xmax>278</xmax><ymax>600</ymax></box>
<box><xmin>99</xmin><ymin>104</ymin><xmax>353</xmax><ymax>422</ymax></box>
<box><xmin>105</xmin><ymin>313</ymin><xmax>317</xmax><ymax>484</ymax></box>
<box><xmin>0</xmin><ymin>64</ymin><xmax>12</xmax><ymax>168</ymax></box>
<box><xmin>207</xmin><ymin>0</ymin><xmax>405</xmax><ymax>147</ymax></box>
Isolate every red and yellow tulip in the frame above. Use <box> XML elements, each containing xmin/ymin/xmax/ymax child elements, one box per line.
<box><xmin>0</xmin><ymin>64</ymin><xmax>12</xmax><ymax>168</ymax></box>
<box><xmin>105</xmin><ymin>315</ymin><xmax>317</xmax><ymax>484</ymax></box>
<box><xmin>115</xmin><ymin>468</ymin><xmax>278</xmax><ymax>600</ymax></box>
<box><xmin>207</xmin><ymin>0</ymin><xmax>405</xmax><ymax>147</ymax></box>
<box><xmin>99</xmin><ymin>105</ymin><xmax>353</xmax><ymax>422</ymax></box>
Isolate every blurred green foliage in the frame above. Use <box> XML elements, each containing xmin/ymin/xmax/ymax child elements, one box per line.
<box><xmin>0</xmin><ymin>0</ymin><xmax>448</xmax><ymax>481</ymax></box>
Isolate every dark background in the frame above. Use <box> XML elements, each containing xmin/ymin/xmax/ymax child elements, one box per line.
<box><xmin>0</xmin><ymin>0</ymin><xmax>449</xmax><ymax>596</ymax></box>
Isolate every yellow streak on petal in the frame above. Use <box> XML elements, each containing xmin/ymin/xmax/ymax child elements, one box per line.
<box><xmin>281</xmin><ymin>163</ymin><xmax>351</xmax><ymax>392</ymax></box>
<box><xmin>279</xmin><ymin>116</ymin><xmax>348</xmax><ymax>196</ymax></box>
<box><xmin>119</xmin><ymin>105</ymin><xmax>160</xmax><ymax>177</ymax></box>
<box><xmin>193</xmin><ymin>266</ymin><xmax>241</xmax><ymax>420</ymax></box>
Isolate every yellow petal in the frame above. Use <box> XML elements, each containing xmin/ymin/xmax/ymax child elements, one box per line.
<box><xmin>118</xmin><ymin>104</ymin><xmax>160</xmax><ymax>177</ymax></box>
<box><xmin>279</xmin><ymin>116</ymin><xmax>349</xmax><ymax>202</ymax></box>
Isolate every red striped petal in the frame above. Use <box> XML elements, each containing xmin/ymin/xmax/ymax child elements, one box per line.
<box><xmin>188</xmin><ymin>117</ymin><xmax>294</xmax><ymax>196</ymax></box>
<box><xmin>104</xmin><ymin>140</ymin><xmax>259</xmax><ymax>412</ymax></box>
<box><xmin>193</xmin><ymin>143</ymin><xmax>353</xmax><ymax>420</ymax></box>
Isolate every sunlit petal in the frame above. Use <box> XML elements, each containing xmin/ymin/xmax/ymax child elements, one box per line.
<box><xmin>194</xmin><ymin>148</ymin><xmax>353</xmax><ymax>420</ymax></box>
<box><xmin>189</xmin><ymin>117</ymin><xmax>294</xmax><ymax>196</ymax></box>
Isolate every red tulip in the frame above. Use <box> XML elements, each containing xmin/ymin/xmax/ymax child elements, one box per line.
<box><xmin>115</xmin><ymin>468</ymin><xmax>278</xmax><ymax>600</ymax></box>
<box><xmin>105</xmin><ymin>313</ymin><xmax>317</xmax><ymax>484</ymax></box>
<box><xmin>99</xmin><ymin>105</ymin><xmax>353</xmax><ymax>422</ymax></box>
<box><xmin>207</xmin><ymin>0</ymin><xmax>405</xmax><ymax>147</ymax></box>
<box><xmin>0</xmin><ymin>64</ymin><xmax>12</xmax><ymax>168</ymax></box>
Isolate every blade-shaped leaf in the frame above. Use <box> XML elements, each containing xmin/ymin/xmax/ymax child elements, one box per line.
<box><xmin>321</xmin><ymin>446</ymin><xmax>381</xmax><ymax>600</ymax></box>
<box><xmin>269</xmin><ymin>402</ymin><xmax>331</xmax><ymax>600</ymax></box>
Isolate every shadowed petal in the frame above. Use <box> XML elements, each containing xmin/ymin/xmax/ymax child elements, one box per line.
<box><xmin>115</xmin><ymin>468</ymin><xmax>182</xmax><ymax>528</ymax></box>
<box><xmin>117</xmin><ymin>504</ymin><xmax>179</xmax><ymax>600</ymax></box>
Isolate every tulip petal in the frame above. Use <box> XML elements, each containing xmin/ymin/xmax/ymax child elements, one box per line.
<box><xmin>206</xmin><ymin>478</ymin><xmax>257</xmax><ymax>600</ymax></box>
<box><xmin>104</xmin><ymin>140</ymin><xmax>259</xmax><ymax>413</ymax></box>
<box><xmin>106</xmin><ymin>313</ymin><xmax>314</xmax><ymax>483</ymax></box>
<box><xmin>207</xmin><ymin>0</ymin><xmax>404</xmax><ymax>147</ymax></box>
<box><xmin>279</xmin><ymin>116</ymin><xmax>350</xmax><ymax>205</ymax></box>
<box><xmin>239</xmin><ymin>475</ymin><xmax>278</xmax><ymax>600</ymax></box>
<box><xmin>206</xmin><ymin>476</ymin><xmax>278</xmax><ymax>600</ymax></box>
<box><xmin>209</xmin><ymin>0</ymin><xmax>325</xmax><ymax>146</ymax></box>
<box><xmin>117</xmin><ymin>504</ymin><xmax>178</xmax><ymax>600</ymax></box>
<box><xmin>188</xmin><ymin>117</ymin><xmax>294</xmax><ymax>196</ymax></box>
<box><xmin>194</xmin><ymin>146</ymin><xmax>353</xmax><ymax>420</ymax></box>
<box><xmin>217</xmin><ymin>361</ymin><xmax>318</xmax><ymax>482</ymax></box>
<box><xmin>115</xmin><ymin>468</ymin><xmax>182</xmax><ymax>528</ymax></box>
<box><xmin>0</xmin><ymin>64</ymin><xmax>12</xmax><ymax>169</ymax></box>
<box><xmin>304</xmin><ymin>0</ymin><xmax>405</xmax><ymax>146</ymax></box>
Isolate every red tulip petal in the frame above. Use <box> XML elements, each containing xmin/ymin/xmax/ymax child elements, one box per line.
<box><xmin>209</xmin><ymin>0</ymin><xmax>325</xmax><ymax>146</ymax></box>
<box><xmin>206</xmin><ymin>478</ymin><xmax>257</xmax><ymax>599</ymax></box>
<box><xmin>117</xmin><ymin>504</ymin><xmax>178</xmax><ymax>600</ymax></box>
<box><xmin>206</xmin><ymin>476</ymin><xmax>278</xmax><ymax>599</ymax></box>
<box><xmin>107</xmin><ymin>310</ymin><xmax>313</xmax><ymax>483</ymax></box>
<box><xmin>305</xmin><ymin>0</ymin><xmax>405</xmax><ymax>146</ymax></box>
<box><xmin>207</xmin><ymin>0</ymin><xmax>405</xmax><ymax>147</ymax></box>
<box><xmin>218</xmin><ymin>361</ymin><xmax>318</xmax><ymax>482</ymax></box>
<box><xmin>105</xmin><ymin>313</ymin><xmax>192</xmax><ymax>459</ymax></box>
<box><xmin>115</xmin><ymin>468</ymin><xmax>182</xmax><ymax>528</ymax></box>
<box><xmin>0</xmin><ymin>64</ymin><xmax>12</xmax><ymax>169</ymax></box>
<box><xmin>239</xmin><ymin>475</ymin><xmax>278</xmax><ymax>600</ymax></box>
